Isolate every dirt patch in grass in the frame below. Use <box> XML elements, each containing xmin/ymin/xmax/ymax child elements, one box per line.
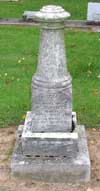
<box><xmin>0</xmin><ymin>126</ymin><xmax>100</xmax><ymax>191</ymax></box>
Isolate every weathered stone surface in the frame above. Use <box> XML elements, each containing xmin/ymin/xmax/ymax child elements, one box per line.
<box><xmin>11</xmin><ymin>125</ymin><xmax>90</xmax><ymax>183</ymax></box>
<box><xmin>31</xmin><ymin>84</ymin><xmax>72</xmax><ymax>132</ymax></box>
<box><xmin>30</xmin><ymin>5</ymin><xmax>72</xmax><ymax>132</ymax></box>
<box><xmin>87</xmin><ymin>3</ymin><xmax>100</xmax><ymax>23</ymax></box>
<box><xmin>22</xmin><ymin>112</ymin><xmax>78</xmax><ymax>157</ymax></box>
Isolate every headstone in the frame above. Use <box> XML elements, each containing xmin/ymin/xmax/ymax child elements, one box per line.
<box><xmin>87</xmin><ymin>3</ymin><xmax>100</xmax><ymax>23</ymax></box>
<box><xmin>11</xmin><ymin>5</ymin><xmax>90</xmax><ymax>183</ymax></box>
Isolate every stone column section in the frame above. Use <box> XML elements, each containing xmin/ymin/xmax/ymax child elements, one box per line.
<box><xmin>30</xmin><ymin>5</ymin><xmax>72</xmax><ymax>132</ymax></box>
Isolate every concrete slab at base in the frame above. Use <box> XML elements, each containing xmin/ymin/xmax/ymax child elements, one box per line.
<box><xmin>11</xmin><ymin>125</ymin><xmax>90</xmax><ymax>183</ymax></box>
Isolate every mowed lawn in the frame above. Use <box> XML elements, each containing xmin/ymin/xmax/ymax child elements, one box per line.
<box><xmin>0</xmin><ymin>0</ymin><xmax>100</xmax><ymax>20</ymax></box>
<box><xmin>0</xmin><ymin>26</ymin><xmax>100</xmax><ymax>128</ymax></box>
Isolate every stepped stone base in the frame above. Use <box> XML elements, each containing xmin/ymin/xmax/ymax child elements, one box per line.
<box><xmin>11</xmin><ymin>124</ymin><xmax>90</xmax><ymax>183</ymax></box>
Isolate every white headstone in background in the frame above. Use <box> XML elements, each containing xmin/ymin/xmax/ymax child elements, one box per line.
<box><xmin>87</xmin><ymin>3</ymin><xmax>100</xmax><ymax>22</ymax></box>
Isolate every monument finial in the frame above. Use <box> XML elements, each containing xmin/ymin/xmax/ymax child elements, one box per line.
<box><xmin>23</xmin><ymin>5</ymin><xmax>70</xmax><ymax>22</ymax></box>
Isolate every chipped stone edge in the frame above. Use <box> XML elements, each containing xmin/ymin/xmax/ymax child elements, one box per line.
<box><xmin>22</xmin><ymin>111</ymin><xmax>77</xmax><ymax>138</ymax></box>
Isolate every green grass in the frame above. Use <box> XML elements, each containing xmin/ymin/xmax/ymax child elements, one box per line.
<box><xmin>0</xmin><ymin>26</ymin><xmax>100</xmax><ymax>128</ymax></box>
<box><xmin>0</xmin><ymin>0</ymin><xmax>100</xmax><ymax>20</ymax></box>
<box><xmin>0</xmin><ymin>188</ymin><xmax>10</xmax><ymax>191</ymax></box>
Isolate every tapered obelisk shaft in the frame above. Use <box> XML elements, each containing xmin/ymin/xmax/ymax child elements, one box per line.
<box><xmin>28</xmin><ymin>5</ymin><xmax>72</xmax><ymax>132</ymax></box>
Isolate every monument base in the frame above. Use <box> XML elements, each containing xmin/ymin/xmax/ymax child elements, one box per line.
<box><xmin>11</xmin><ymin>125</ymin><xmax>90</xmax><ymax>183</ymax></box>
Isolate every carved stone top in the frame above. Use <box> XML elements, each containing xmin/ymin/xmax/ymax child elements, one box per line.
<box><xmin>23</xmin><ymin>5</ymin><xmax>70</xmax><ymax>22</ymax></box>
<box><xmin>41</xmin><ymin>5</ymin><xmax>65</xmax><ymax>13</ymax></box>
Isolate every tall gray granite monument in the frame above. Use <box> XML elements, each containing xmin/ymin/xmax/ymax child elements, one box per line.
<box><xmin>11</xmin><ymin>5</ymin><xmax>90</xmax><ymax>183</ymax></box>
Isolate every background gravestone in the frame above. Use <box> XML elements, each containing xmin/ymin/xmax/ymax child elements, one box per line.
<box><xmin>87</xmin><ymin>2</ymin><xmax>100</xmax><ymax>23</ymax></box>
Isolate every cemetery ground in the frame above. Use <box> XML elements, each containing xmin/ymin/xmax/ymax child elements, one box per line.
<box><xmin>0</xmin><ymin>127</ymin><xmax>100</xmax><ymax>191</ymax></box>
<box><xmin>0</xmin><ymin>0</ymin><xmax>100</xmax><ymax>190</ymax></box>
<box><xmin>0</xmin><ymin>26</ymin><xmax>100</xmax><ymax>128</ymax></box>
<box><xmin>0</xmin><ymin>26</ymin><xmax>100</xmax><ymax>190</ymax></box>
<box><xmin>0</xmin><ymin>0</ymin><xmax>100</xmax><ymax>20</ymax></box>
